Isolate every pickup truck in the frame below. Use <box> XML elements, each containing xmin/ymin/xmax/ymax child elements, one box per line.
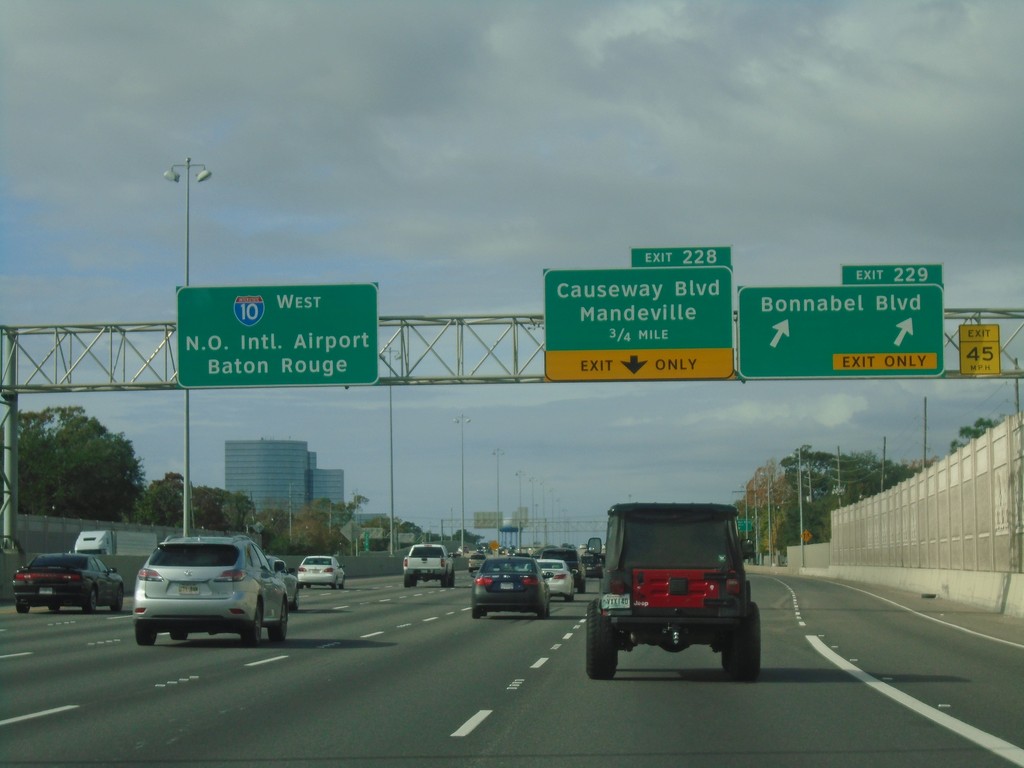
<box><xmin>403</xmin><ymin>545</ymin><xmax>455</xmax><ymax>587</ymax></box>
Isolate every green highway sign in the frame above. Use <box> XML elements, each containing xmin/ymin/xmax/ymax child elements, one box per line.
<box><xmin>544</xmin><ymin>266</ymin><xmax>734</xmax><ymax>381</ymax></box>
<box><xmin>737</xmin><ymin>284</ymin><xmax>944</xmax><ymax>379</ymax></box>
<box><xmin>177</xmin><ymin>284</ymin><xmax>379</xmax><ymax>388</ymax></box>
<box><xmin>841</xmin><ymin>264</ymin><xmax>943</xmax><ymax>286</ymax></box>
<box><xmin>631</xmin><ymin>246</ymin><xmax>732</xmax><ymax>268</ymax></box>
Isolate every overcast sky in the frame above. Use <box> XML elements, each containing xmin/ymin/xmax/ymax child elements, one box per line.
<box><xmin>2</xmin><ymin>1</ymin><xmax>1022</xmax><ymax>544</ymax></box>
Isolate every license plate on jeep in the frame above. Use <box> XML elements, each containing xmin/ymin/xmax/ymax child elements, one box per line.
<box><xmin>600</xmin><ymin>594</ymin><xmax>630</xmax><ymax>610</ymax></box>
<box><xmin>178</xmin><ymin>584</ymin><xmax>199</xmax><ymax>595</ymax></box>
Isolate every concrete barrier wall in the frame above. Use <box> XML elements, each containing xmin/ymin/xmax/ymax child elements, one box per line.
<box><xmin>831</xmin><ymin>413</ymin><xmax>1023</xmax><ymax>573</ymax></box>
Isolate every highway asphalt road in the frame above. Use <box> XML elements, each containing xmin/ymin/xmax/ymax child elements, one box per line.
<box><xmin>1</xmin><ymin>573</ymin><xmax>1022</xmax><ymax>767</ymax></box>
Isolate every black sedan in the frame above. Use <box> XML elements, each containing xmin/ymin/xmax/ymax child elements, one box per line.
<box><xmin>13</xmin><ymin>553</ymin><xmax>125</xmax><ymax>613</ymax></box>
<box><xmin>471</xmin><ymin>556</ymin><xmax>549</xmax><ymax>619</ymax></box>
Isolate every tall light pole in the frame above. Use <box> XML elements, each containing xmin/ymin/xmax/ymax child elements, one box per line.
<box><xmin>514</xmin><ymin>469</ymin><xmax>525</xmax><ymax>549</ymax></box>
<box><xmin>164</xmin><ymin>157</ymin><xmax>211</xmax><ymax>537</ymax></box>
<box><xmin>493</xmin><ymin>448</ymin><xmax>504</xmax><ymax>536</ymax></box>
<box><xmin>454</xmin><ymin>414</ymin><xmax>470</xmax><ymax>554</ymax></box>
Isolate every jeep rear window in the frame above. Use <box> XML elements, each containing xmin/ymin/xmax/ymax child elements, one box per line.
<box><xmin>619</xmin><ymin>517</ymin><xmax>732</xmax><ymax>569</ymax></box>
<box><xmin>149</xmin><ymin>544</ymin><xmax>238</xmax><ymax>567</ymax></box>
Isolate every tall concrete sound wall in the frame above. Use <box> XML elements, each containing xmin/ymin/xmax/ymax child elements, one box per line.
<box><xmin>824</xmin><ymin>412</ymin><xmax>1024</xmax><ymax>617</ymax></box>
<box><xmin>831</xmin><ymin>413</ymin><xmax>1022</xmax><ymax>572</ymax></box>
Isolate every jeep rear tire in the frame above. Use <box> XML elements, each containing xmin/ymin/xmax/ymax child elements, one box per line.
<box><xmin>586</xmin><ymin>600</ymin><xmax>617</xmax><ymax>679</ymax></box>
<box><xmin>724</xmin><ymin>602</ymin><xmax>761</xmax><ymax>681</ymax></box>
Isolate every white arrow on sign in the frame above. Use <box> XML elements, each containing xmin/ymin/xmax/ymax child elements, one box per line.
<box><xmin>894</xmin><ymin>318</ymin><xmax>914</xmax><ymax>347</ymax></box>
<box><xmin>770</xmin><ymin>319</ymin><xmax>790</xmax><ymax>348</ymax></box>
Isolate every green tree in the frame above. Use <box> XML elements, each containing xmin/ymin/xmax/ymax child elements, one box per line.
<box><xmin>17</xmin><ymin>406</ymin><xmax>144</xmax><ymax>520</ymax></box>
<box><xmin>949</xmin><ymin>416</ymin><xmax>1001</xmax><ymax>453</ymax></box>
<box><xmin>261</xmin><ymin>493</ymin><xmax>370</xmax><ymax>555</ymax></box>
<box><xmin>769</xmin><ymin>445</ymin><xmax>917</xmax><ymax>550</ymax></box>
<box><xmin>135</xmin><ymin>472</ymin><xmax>184</xmax><ymax>527</ymax></box>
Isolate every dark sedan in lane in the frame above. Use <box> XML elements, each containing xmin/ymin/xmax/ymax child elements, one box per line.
<box><xmin>471</xmin><ymin>556</ymin><xmax>550</xmax><ymax>619</ymax></box>
<box><xmin>13</xmin><ymin>553</ymin><xmax>125</xmax><ymax>613</ymax></box>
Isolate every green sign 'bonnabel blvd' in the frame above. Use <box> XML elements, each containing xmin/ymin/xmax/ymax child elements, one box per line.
<box><xmin>544</xmin><ymin>266</ymin><xmax>733</xmax><ymax>381</ymax></box>
<box><xmin>177</xmin><ymin>284</ymin><xmax>379</xmax><ymax>388</ymax></box>
<box><xmin>737</xmin><ymin>284</ymin><xmax>944</xmax><ymax>379</ymax></box>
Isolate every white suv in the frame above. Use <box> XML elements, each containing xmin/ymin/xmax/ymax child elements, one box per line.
<box><xmin>133</xmin><ymin>535</ymin><xmax>288</xmax><ymax>646</ymax></box>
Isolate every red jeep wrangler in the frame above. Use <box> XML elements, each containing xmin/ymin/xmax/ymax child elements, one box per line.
<box><xmin>586</xmin><ymin>502</ymin><xmax>760</xmax><ymax>681</ymax></box>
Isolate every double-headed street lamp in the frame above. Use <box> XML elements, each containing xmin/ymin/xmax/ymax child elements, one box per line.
<box><xmin>165</xmin><ymin>157</ymin><xmax>211</xmax><ymax>536</ymax></box>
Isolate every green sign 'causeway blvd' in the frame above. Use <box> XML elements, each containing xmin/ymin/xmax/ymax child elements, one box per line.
<box><xmin>737</xmin><ymin>284</ymin><xmax>944</xmax><ymax>379</ymax></box>
<box><xmin>544</xmin><ymin>266</ymin><xmax>734</xmax><ymax>381</ymax></box>
<box><xmin>544</xmin><ymin>266</ymin><xmax>733</xmax><ymax>351</ymax></box>
<box><xmin>177</xmin><ymin>284</ymin><xmax>379</xmax><ymax>387</ymax></box>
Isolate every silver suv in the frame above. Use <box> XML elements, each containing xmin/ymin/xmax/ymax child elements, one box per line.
<box><xmin>133</xmin><ymin>535</ymin><xmax>288</xmax><ymax>646</ymax></box>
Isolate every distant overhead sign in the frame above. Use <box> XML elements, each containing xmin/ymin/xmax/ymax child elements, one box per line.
<box><xmin>737</xmin><ymin>284</ymin><xmax>944</xmax><ymax>379</ymax></box>
<box><xmin>178</xmin><ymin>283</ymin><xmax>379</xmax><ymax>388</ymax></box>
<box><xmin>631</xmin><ymin>246</ymin><xmax>732</xmax><ymax>268</ymax></box>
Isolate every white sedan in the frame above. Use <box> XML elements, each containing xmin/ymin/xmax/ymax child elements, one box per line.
<box><xmin>297</xmin><ymin>555</ymin><xmax>345</xmax><ymax>589</ymax></box>
<box><xmin>537</xmin><ymin>559</ymin><xmax>574</xmax><ymax>601</ymax></box>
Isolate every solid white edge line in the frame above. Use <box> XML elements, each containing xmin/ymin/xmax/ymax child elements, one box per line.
<box><xmin>0</xmin><ymin>652</ymin><xmax>33</xmax><ymax>659</ymax></box>
<box><xmin>806</xmin><ymin>635</ymin><xmax>1024</xmax><ymax>766</ymax></box>
<box><xmin>451</xmin><ymin>709</ymin><xmax>492</xmax><ymax>737</ymax></box>
<box><xmin>0</xmin><ymin>705</ymin><xmax>79</xmax><ymax>727</ymax></box>
<box><xmin>837</xmin><ymin>583</ymin><xmax>1024</xmax><ymax>650</ymax></box>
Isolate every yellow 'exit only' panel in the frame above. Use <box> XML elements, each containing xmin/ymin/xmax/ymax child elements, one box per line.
<box><xmin>545</xmin><ymin>348</ymin><xmax>733</xmax><ymax>381</ymax></box>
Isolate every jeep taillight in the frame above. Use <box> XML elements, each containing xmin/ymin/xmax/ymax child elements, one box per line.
<box><xmin>215</xmin><ymin>569</ymin><xmax>247</xmax><ymax>582</ymax></box>
<box><xmin>137</xmin><ymin>568</ymin><xmax>163</xmax><ymax>582</ymax></box>
<box><xmin>725</xmin><ymin>571</ymin><xmax>742</xmax><ymax>595</ymax></box>
<box><xmin>608</xmin><ymin>571</ymin><xmax>629</xmax><ymax>595</ymax></box>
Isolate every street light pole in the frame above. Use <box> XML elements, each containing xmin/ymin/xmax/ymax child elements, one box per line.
<box><xmin>164</xmin><ymin>157</ymin><xmax>211</xmax><ymax>537</ymax></box>
<box><xmin>454</xmin><ymin>414</ymin><xmax>470</xmax><ymax>554</ymax></box>
<box><xmin>489</xmin><ymin>450</ymin><xmax>501</xmax><ymax>518</ymax></box>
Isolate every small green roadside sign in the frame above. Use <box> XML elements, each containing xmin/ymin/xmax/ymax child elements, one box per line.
<box><xmin>177</xmin><ymin>284</ymin><xmax>379</xmax><ymax>388</ymax></box>
<box><xmin>737</xmin><ymin>284</ymin><xmax>944</xmax><ymax>379</ymax></box>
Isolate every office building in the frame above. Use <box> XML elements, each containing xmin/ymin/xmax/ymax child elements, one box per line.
<box><xmin>225</xmin><ymin>439</ymin><xmax>345</xmax><ymax>513</ymax></box>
